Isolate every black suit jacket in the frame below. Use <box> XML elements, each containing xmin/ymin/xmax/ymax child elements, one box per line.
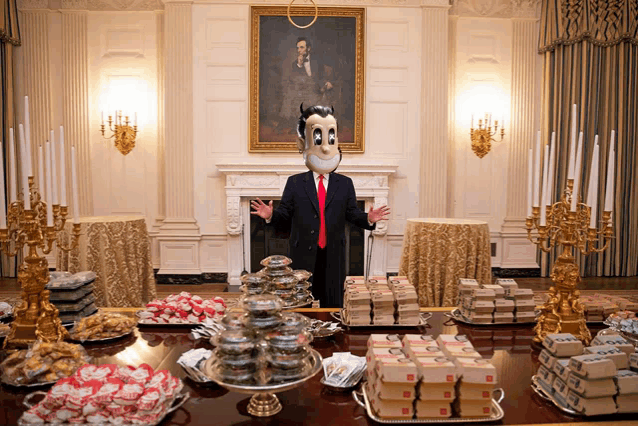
<box><xmin>269</xmin><ymin>171</ymin><xmax>375</xmax><ymax>306</ymax></box>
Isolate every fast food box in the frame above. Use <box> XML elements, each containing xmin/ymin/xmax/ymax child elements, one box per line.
<box><xmin>367</xmin><ymin>383</ymin><xmax>414</xmax><ymax>419</ymax></box>
<box><xmin>494</xmin><ymin>299</ymin><xmax>515</xmax><ymax>312</ymax></box>
<box><xmin>436</xmin><ymin>337</ymin><xmax>482</xmax><ymax>359</ymax></box>
<box><xmin>630</xmin><ymin>353</ymin><xmax>638</xmax><ymax>372</ymax></box>
<box><xmin>458</xmin><ymin>279</ymin><xmax>480</xmax><ymax>294</ymax></box>
<box><xmin>371</xmin><ymin>290</ymin><xmax>395</xmax><ymax>304</ymax></box>
<box><xmin>345</xmin><ymin>276</ymin><xmax>365</xmax><ymax>285</ymax></box>
<box><xmin>539</xmin><ymin>349</ymin><xmax>558</xmax><ymax>370</ymax></box>
<box><xmin>394</xmin><ymin>290</ymin><xmax>418</xmax><ymax>305</ymax></box>
<box><xmin>583</xmin><ymin>302</ymin><xmax>604</xmax><ymax>315</ymax></box>
<box><xmin>586</xmin><ymin>314</ymin><xmax>604</xmax><ymax>322</ymax></box>
<box><xmin>470</xmin><ymin>300</ymin><xmax>495</xmax><ymax>314</ymax></box>
<box><xmin>512</xmin><ymin>288</ymin><xmax>534</xmax><ymax>300</ymax></box>
<box><xmin>552</xmin><ymin>377</ymin><xmax>570</xmax><ymax>404</ymax></box>
<box><xmin>366</xmin><ymin>347</ymin><xmax>408</xmax><ymax>374</ymax></box>
<box><xmin>389</xmin><ymin>275</ymin><xmax>409</xmax><ymax>284</ymax></box>
<box><xmin>373</xmin><ymin>315</ymin><xmax>397</xmax><ymax>325</ymax></box>
<box><xmin>553</xmin><ymin>358</ymin><xmax>572</xmax><ymax>382</ymax></box>
<box><xmin>590</xmin><ymin>335</ymin><xmax>634</xmax><ymax>356</ymax></box>
<box><xmin>347</xmin><ymin>303</ymin><xmax>372</xmax><ymax>313</ymax></box>
<box><xmin>372</xmin><ymin>305</ymin><xmax>396</xmax><ymax>315</ymax></box>
<box><xmin>542</xmin><ymin>333</ymin><xmax>584</xmax><ymax>357</ymax></box>
<box><xmin>536</xmin><ymin>365</ymin><xmax>555</xmax><ymax>393</ymax></box>
<box><xmin>371</xmin><ymin>378</ymin><xmax>417</xmax><ymax>400</ymax></box>
<box><xmin>415</xmin><ymin>401</ymin><xmax>452</xmax><ymax>418</ymax></box>
<box><xmin>584</xmin><ymin>345</ymin><xmax>629</xmax><ymax>370</ymax></box>
<box><xmin>368</xmin><ymin>275</ymin><xmax>389</xmax><ymax>285</ymax></box>
<box><xmin>566</xmin><ymin>391</ymin><xmax>617</xmax><ymax>415</ymax></box>
<box><xmin>515</xmin><ymin>311</ymin><xmax>536</xmax><ymax>322</ymax></box>
<box><xmin>614</xmin><ymin>369</ymin><xmax>638</xmax><ymax>394</ymax></box>
<box><xmin>402</xmin><ymin>334</ymin><xmax>436</xmax><ymax>348</ymax></box>
<box><xmin>618</xmin><ymin>300</ymin><xmax>638</xmax><ymax>311</ymax></box>
<box><xmin>397</xmin><ymin>316</ymin><xmax>421</xmax><ymax>326</ymax></box>
<box><xmin>375</xmin><ymin>357</ymin><xmax>419</xmax><ymax>383</ymax></box>
<box><xmin>493</xmin><ymin>312</ymin><xmax>514</xmax><ymax>323</ymax></box>
<box><xmin>344</xmin><ymin>311</ymin><xmax>371</xmax><ymax>325</ymax></box>
<box><xmin>408</xmin><ymin>346</ymin><xmax>446</xmax><ymax>359</ymax></box>
<box><xmin>453</xmin><ymin>399</ymin><xmax>492</xmax><ymax>417</ymax></box>
<box><xmin>418</xmin><ymin>383</ymin><xmax>455</xmax><ymax>400</ymax></box>
<box><xmin>471</xmin><ymin>289</ymin><xmax>496</xmax><ymax>302</ymax></box>
<box><xmin>615</xmin><ymin>394</ymin><xmax>638</xmax><ymax>413</ymax></box>
<box><xmin>391</xmin><ymin>283</ymin><xmax>415</xmax><ymax>293</ymax></box>
<box><xmin>414</xmin><ymin>357</ymin><xmax>458</xmax><ymax>384</ymax></box>
<box><xmin>368</xmin><ymin>334</ymin><xmax>403</xmax><ymax>349</ymax></box>
<box><xmin>454</xmin><ymin>358</ymin><xmax>497</xmax><ymax>385</ymax></box>
<box><xmin>468</xmin><ymin>313</ymin><xmax>493</xmax><ymax>324</ymax></box>
<box><xmin>456</xmin><ymin>382</ymin><xmax>494</xmax><ymax>400</ymax></box>
<box><xmin>568</xmin><ymin>354</ymin><xmax>617</xmax><ymax>379</ymax></box>
<box><xmin>495</xmin><ymin>279</ymin><xmax>519</xmax><ymax>297</ymax></box>
<box><xmin>566</xmin><ymin>371</ymin><xmax>616</xmax><ymax>398</ymax></box>
<box><xmin>481</xmin><ymin>285</ymin><xmax>504</xmax><ymax>298</ymax></box>
<box><xmin>396</xmin><ymin>303</ymin><xmax>420</xmax><ymax>314</ymax></box>
<box><xmin>515</xmin><ymin>299</ymin><xmax>536</xmax><ymax>312</ymax></box>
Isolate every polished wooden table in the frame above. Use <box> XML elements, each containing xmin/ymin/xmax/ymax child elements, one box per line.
<box><xmin>0</xmin><ymin>309</ymin><xmax>635</xmax><ymax>426</ymax></box>
<box><xmin>399</xmin><ymin>218</ymin><xmax>492</xmax><ymax>307</ymax></box>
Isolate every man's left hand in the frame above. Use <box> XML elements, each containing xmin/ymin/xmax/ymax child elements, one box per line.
<box><xmin>368</xmin><ymin>205</ymin><xmax>391</xmax><ymax>224</ymax></box>
<box><xmin>324</xmin><ymin>82</ymin><xmax>333</xmax><ymax>90</ymax></box>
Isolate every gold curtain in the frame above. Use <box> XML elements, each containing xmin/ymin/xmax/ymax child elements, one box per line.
<box><xmin>0</xmin><ymin>0</ymin><xmax>20</xmax><ymax>277</ymax></box>
<box><xmin>540</xmin><ymin>0</ymin><xmax>638</xmax><ymax>276</ymax></box>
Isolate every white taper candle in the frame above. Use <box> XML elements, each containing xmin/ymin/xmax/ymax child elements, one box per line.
<box><xmin>0</xmin><ymin>142</ymin><xmax>6</xmax><ymax>228</ymax></box>
<box><xmin>59</xmin><ymin>126</ymin><xmax>67</xmax><ymax>206</ymax></box>
<box><xmin>568</xmin><ymin>104</ymin><xmax>577</xmax><ymax>180</ymax></box>
<box><xmin>38</xmin><ymin>145</ymin><xmax>45</xmax><ymax>202</ymax></box>
<box><xmin>533</xmin><ymin>131</ymin><xmax>541</xmax><ymax>207</ymax></box>
<box><xmin>71</xmin><ymin>146</ymin><xmax>80</xmax><ymax>223</ymax></box>
<box><xmin>546</xmin><ymin>132</ymin><xmax>557</xmax><ymax>205</ymax></box>
<box><xmin>50</xmin><ymin>130</ymin><xmax>58</xmax><ymax>205</ymax></box>
<box><xmin>540</xmin><ymin>144</ymin><xmax>550</xmax><ymax>226</ymax></box>
<box><xmin>571</xmin><ymin>132</ymin><xmax>584</xmax><ymax>211</ymax></box>
<box><xmin>8</xmin><ymin>128</ymin><xmax>17</xmax><ymax>203</ymax></box>
<box><xmin>24</xmin><ymin>96</ymin><xmax>33</xmax><ymax>177</ymax></box>
<box><xmin>526</xmin><ymin>148</ymin><xmax>533</xmax><ymax>217</ymax></box>
<box><xmin>18</xmin><ymin>125</ymin><xmax>31</xmax><ymax>210</ymax></box>
<box><xmin>587</xmin><ymin>141</ymin><xmax>600</xmax><ymax>228</ymax></box>
<box><xmin>45</xmin><ymin>142</ymin><xmax>53</xmax><ymax>227</ymax></box>
<box><xmin>604</xmin><ymin>130</ymin><xmax>615</xmax><ymax>212</ymax></box>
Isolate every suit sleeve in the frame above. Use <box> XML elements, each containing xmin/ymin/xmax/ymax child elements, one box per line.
<box><xmin>345</xmin><ymin>178</ymin><xmax>376</xmax><ymax>231</ymax></box>
<box><xmin>269</xmin><ymin>176</ymin><xmax>295</xmax><ymax>233</ymax></box>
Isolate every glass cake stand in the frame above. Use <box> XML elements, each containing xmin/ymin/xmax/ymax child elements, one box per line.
<box><xmin>203</xmin><ymin>349</ymin><xmax>322</xmax><ymax>417</ymax></box>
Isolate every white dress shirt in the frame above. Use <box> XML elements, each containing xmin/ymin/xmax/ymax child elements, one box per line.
<box><xmin>297</xmin><ymin>54</ymin><xmax>312</xmax><ymax>77</ymax></box>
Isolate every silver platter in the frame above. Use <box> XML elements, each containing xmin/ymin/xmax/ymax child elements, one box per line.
<box><xmin>445</xmin><ymin>308</ymin><xmax>537</xmax><ymax>327</ymax></box>
<box><xmin>331</xmin><ymin>310</ymin><xmax>432</xmax><ymax>328</ymax></box>
<box><xmin>282</xmin><ymin>296</ymin><xmax>315</xmax><ymax>310</ymax></box>
<box><xmin>320</xmin><ymin>376</ymin><xmax>361</xmax><ymax>392</ymax></box>
<box><xmin>311</xmin><ymin>327</ymin><xmax>342</xmax><ymax>339</ymax></box>
<box><xmin>602</xmin><ymin>320</ymin><xmax>638</xmax><ymax>344</ymax></box>
<box><xmin>203</xmin><ymin>349</ymin><xmax>323</xmax><ymax>394</ymax></box>
<box><xmin>68</xmin><ymin>329</ymin><xmax>134</xmax><ymax>344</ymax></box>
<box><xmin>136</xmin><ymin>310</ymin><xmax>211</xmax><ymax>328</ymax></box>
<box><xmin>531</xmin><ymin>375</ymin><xmax>581</xmax><ymax>416</ymax></box>
<box><xmin>17</xmin><ymin>390</ymin><xmax>190</xmax><ymax>425</ymax></box>
<box><xmin>353</xmin><ymin>385</ymin><xmax>505</xmax><ymax>423</ymax></box>
<box><xmin>0</xmin><ymin>378</ymin><xmax>58</xmax><ymax>388</ymax></box>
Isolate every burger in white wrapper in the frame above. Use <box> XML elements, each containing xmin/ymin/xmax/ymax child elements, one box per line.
<box><xmin>93</xmin><ymin>378</ymin><xmax>124</xmax><ymax>404</ymax></box>
<box><xmin>136</xmin><ymin>388</ymin><xmax>163</xmax><ymax>412</ymax></box>
<box><xmin>113</xmin><ymin>383</ymin><xmax>145</xmax><ymax>405</ymax></box>
<box><xmin>129</xmin><ymin>364</ymin><xmax>154</xmax><ymax>385</ymax></box>
<box><xmin>86</xmin><ymin>411</ymin><xmax>110</xmax><ymax>424</ymax></box>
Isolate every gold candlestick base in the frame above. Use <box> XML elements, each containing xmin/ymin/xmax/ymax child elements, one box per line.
<box><xmin>533</xmin><ymin>255</ymin><xmax>591</xmax><ymax>344</ymax></box>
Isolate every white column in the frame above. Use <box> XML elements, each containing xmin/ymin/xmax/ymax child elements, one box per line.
<box><xmin>157</xmin><ymin>0</ymin><xmax>201</xmax><ymax>275</ymax></box>
<box><xmin>18</xmin><ymin>7</ymin><xmax>51</xmax><ymax>195</ymax></box>
<box><xmin>61</xmin><ymin>6</ymin><xmax>93</xmax><ymax>218</ymax></box>
<box><xmin>499</xmin><ymin>4</ymin><xmax>541</xmax><ymax>268</ymax></box>
<box><xmin>420</xmin><ymin>0</ymin><xmax>450</xmax><ymax>217</ymax></box>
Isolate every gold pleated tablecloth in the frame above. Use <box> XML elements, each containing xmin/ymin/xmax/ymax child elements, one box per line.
<box><xmin>399</xmin><ymin>218</ymin><xmax>492</xmax><ymax>307</ymax></box>
<box><xmin>56</xmin><ymin>216</ymin><xmax>157</xmax><ymax>307</ymax></box>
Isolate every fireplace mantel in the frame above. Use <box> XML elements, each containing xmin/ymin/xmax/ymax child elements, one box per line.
<box><xmin>216</xmin><ymin>162</ymin><xmax>398</xmax><ymax>290</ymax></box>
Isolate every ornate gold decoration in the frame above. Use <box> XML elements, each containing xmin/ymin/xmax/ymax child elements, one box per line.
<box><xmin>249</xmin><ymin>6</ymin><xmax>365</xmax><ymax>153</ymax></box>
<box><xmin>2</xmin><ymin>177</ymin><xmax>81</xmax><ymax>348</ymax></box>
<box><xmin>287</xmin><ymin>0</ymin><xmax>318</xmax><ymax>29</ymax></box>
<box><xmin>526</xmin><ymin>180</ymin><xmax>613</xmax><ymax>345</ymax></box>
<box><xmin>101</xmin><ymin>111</ymin><xmax>138</xmax><ymax>155</ymax></box>
<box><xmin>470</xmin><ymin>114</ymin><xmax>505</xmax><ymax>158</ymax></box>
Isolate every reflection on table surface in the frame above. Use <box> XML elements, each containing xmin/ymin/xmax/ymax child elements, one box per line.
<box><xmin>0</xmin><ymin>310</ymin><xmax>635</xmax><ymax>426</ymax></box>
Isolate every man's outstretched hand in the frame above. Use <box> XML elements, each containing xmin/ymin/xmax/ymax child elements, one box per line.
<box><xmin>368</xmin><ymin>205</ymin><xmax>391</xmax><ymax>224</ymax></box>
<box><xmin>251</xmin><ymin>198</ymin><xmax>273</xmax><ymax>221</ymax></box>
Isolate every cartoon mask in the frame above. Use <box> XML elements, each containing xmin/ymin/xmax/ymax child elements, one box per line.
<box><xmin>297</xmin><ymin>105</ymin><xmax>341</xmax><ymax>175</ymax></box>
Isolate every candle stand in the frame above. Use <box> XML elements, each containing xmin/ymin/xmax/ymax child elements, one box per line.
<box><xmin>2</xmin><ymin>178</ymin><xmax>81</xmax><ymax>349</ymax></box>
<box><xmin>526</xmin><ymin>181</ymin><xmax>613</xmax><ymax>345</ymax></box>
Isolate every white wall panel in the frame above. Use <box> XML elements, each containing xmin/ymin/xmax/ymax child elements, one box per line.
<box><xmin>205</xmin><ymin>100</ymin><xmax>246</xmax><ymax>156</ymax></box>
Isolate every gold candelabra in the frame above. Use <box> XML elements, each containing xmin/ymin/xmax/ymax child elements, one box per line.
<box><xmin>470</xmin><ymin>115</ymin><xmax>505</xmax><ymax>158</ymax></box>
<box><xmin>101</xmin><ymin>111</ymin><xmax>138</xmax><ymax>156</ymax></box>
<box><xmin>2</xmin><ymin>177</ymin><xmax>81</xmax><ymax>348</ymax></box>
<box><xmin>526</xmin><ymin>180</ymin><xmax>613</xmax><ymax>345</ymax></box>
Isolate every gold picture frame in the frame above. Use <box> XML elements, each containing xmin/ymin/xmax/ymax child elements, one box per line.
<box><xmin>249</xmin><ymin>6</ymin><xmax>365</xmax><ymax>153</ymax></box>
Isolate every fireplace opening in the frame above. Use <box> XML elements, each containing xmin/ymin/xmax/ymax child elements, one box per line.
<box><xmin>249</xmin><ymin>200</ymin><xmax>366</xmax><ymax>275</ymax></box>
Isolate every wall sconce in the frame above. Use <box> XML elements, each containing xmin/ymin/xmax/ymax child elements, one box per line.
<box><xmin>470</xmin><ymin>114</ymin><xmax>505</xmax><ymax>158</ymax></box>
<box><xmin>101</xmin><ymin>111</ymin><xmax>138</xmax><ymax>155</ymax></box>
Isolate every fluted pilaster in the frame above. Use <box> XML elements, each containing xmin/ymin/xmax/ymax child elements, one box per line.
<box><xmin>155</xmin><ymin>10</ymin><xmax>166</xmax><ymax>229</ymax></box>
<box><xmin>420</xmin><ymin>3</ymin><xmax>449</xmax><ymax>217</ymax></box>
<box><xmin>19</xmin><ymin>9</ymin><xmax>51</xmax><ymax>194</ymax></box>
<box><xmin>161</xmin><ymin>0</ymin><xmax>197</xmax><ymax>231</ymax></box>
<box><xmin>61</xmin><ymin>10</ymin><xmax>93</xmax><ymax>217</ymax></box>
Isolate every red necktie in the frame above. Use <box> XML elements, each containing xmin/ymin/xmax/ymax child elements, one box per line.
<box><xmin>317</xmin><ymin>175</ymin><xmax>327</xmax><ymax>248</ymax></box>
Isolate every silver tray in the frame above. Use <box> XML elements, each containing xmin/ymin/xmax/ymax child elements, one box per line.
<box><xmin>353</xmin><ymin>385</ymin><xmax>505</xmax><ymax>423</ymax></box>
<box><xmin>531</xmin><ymin>375</ymin><xmax>581</xmax><ymax>416</ymax></box>
<box><xmin>180</xmin><ymin>364</ymin><xmax>216</xmax><ymax>385</ymax></box>
<box><xmin>0</xmin><ymin>378</ymin><xmax>58</xmax><ymax>388</ymax></box>
<box><xmin>602</xmin><ymin>319</ymin><xmax>638</xmax><ymax>344</ymax></box>
<box><xmin>282</xmin><ymin>296</ymin><xmax>315</xmax><ymax>310</ymax></box>
<box><xmin>445</xmin><ymin>308</ymin><xmax>537</xmax><ymax>327</ymax></box>
<box><xmin>136</xmin><ymin>310</ymin><xmax>212</xmax><ymax>328</ymax></box>
<box><xmin>68</xmin><ymin>329</ymin><xmax>134</xmax><ymax>344</ymax></box>
<box><xmin>18</xmin><ymin>390</ymin><xmax>190</xmax><ymax>425</ymax></box>
<box><xmin>320</xmin><ymin>376</ymin><xmax>362</xmax><ymax>392</ymax></box>
<box><xmin>331</xmin><ymin>310</ymin><xmax>432</xmax><ymax>328</ymax></box>
<box><xmin>311</xmin><ymin>326</ymin><xmax>342</xmax><ymax>339</ymax></box>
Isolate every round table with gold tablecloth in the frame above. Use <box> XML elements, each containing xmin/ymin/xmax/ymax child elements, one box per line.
<box><xmin>56</xmin><ymin>216</ymin><xmax>157</xmax><ymax>307</ymax></box>
<box><xmin>399</xmin><ymin>218</ymin><xmax>492</xmax><ymax>307</ymax></box>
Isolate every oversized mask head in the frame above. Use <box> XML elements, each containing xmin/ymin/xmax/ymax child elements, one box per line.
<box><xmin>297</xmin><ymin>104</ymin><xmax>341</xmax><ymax>174</ymax></box>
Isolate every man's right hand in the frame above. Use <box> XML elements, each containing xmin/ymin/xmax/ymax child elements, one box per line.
<box><xmin>251</xmin><ymin>198</ymin><xmax>273</xmax><ymax>221</ymax></box>
<box><xmin>297</xmin><ymin>54</ymin><xmax>304</xmax><ymax>66</ymax></box>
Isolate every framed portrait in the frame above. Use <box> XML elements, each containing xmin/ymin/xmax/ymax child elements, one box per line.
<box><xmin>249</xmin><ymin>6</ymin><xmax>365</xmax><ymax>153</ymax></box>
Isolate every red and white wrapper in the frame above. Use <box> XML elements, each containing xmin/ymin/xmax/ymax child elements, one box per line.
<box><xmin>93</xmin><ymin>378</ymin><xmax>124</xmax><ymax>404</ymax></box>
<box><xmin>129</xmin><ymin>364</ymin><xmax>154</xmax><ymax>385</ymax></box>
<box><xmin>159</xmin><ymin>313</ymin><xmax>171</xmax><ymax>321</ymax></box>
<box><xmin>203</xmin><ymin>307</ymin><xmax>216</xmax><ymax>318</ymax></box>
<box><xmin>191</xmin><ymin>295</ymin><xmax>203</xmax><ymax>304</ymax></box>
<box><xmin>213</xmin><ymin>303</ymin><xmax>225</xmax><ymax>312</ymax></box>
<box><xmin>86</xmin><ymin>411</ymin><xmax>111</xmax><ymax>424</ymax></box>
<box><xmin>106</xmin><ymin>402</ymin><xmax>136</xmax><ymax>417</ymax></box>
<box><xmin>93</xmin><ymin>364</ymin><xmax>118</xmax><ymax>382</ymax></box>
<box><xmin>163</xmin><ymin>307</ymin><xmax>174</xmax><ymax>315</ymax></box>
<box><xmin>33</xmin><ymin>402</ymin><xmax>52</xmax><ymax>419</ymax></box>
<box><xmin>82</xmin><ymin>400</ymin><xmax>100</xmax><ymax>417</ymax></box>
<box><xmin>179</xmin><ymin>302</ymin><xmax>192</xmax><ymax>312</ymax></box>
<box><xmin>147</xmin><ymin>371</ymin><xmax>171</xmax><ymax>394</ymax></box>
<box><xmin>113</xmin><ymin>383</ymin><xmax>145</xmax><ymax>405</ymax></box>
<box><xmin>46</xmin><ymin>377</ymin><xmax>78</xmax><ymax>407</ymax></box>
<box><xmin>191</xmin><ymin>305</ymin><xmax>203</xmax><ymax>316</ymax></box>
<box><xmin>21</xmin><ymin>411</ymin><xmax>45</xmax><ymax>424</ymax></box>
<box><xmin>66</xmin><ymin>380</ymin><xmax>102</xmax><ymax>409</ymax></box>
<box><xmin>137</xmin><ymin>311</ymin><xmax>155</xmax><ymax>320</ymax></box>
<box><xmin>186</xmin><ymin>314</ymin><xmax>200</xmax><ymax>323</ymax></box>
<box><xmin>114</xmin><ymin>365</ymin><xmax>136</xmax><ymax>382</ymax></box>
<box><xmin>136</xmin><ymin>387</ymin><xmax>163</xmax><ymax>411</ymax></box>
<box><xmin>213</xmin><ymin>297</ymin><xmax>226</xmax><ymax>308</ymax></box>
<box><xmin>166</xmin><ymin>294</ymin><xmax>178</xmax><ymax>303</ymax></box>
<box><xmin>176</xmin><ymin>309</ymin><xmax>188</xmax><ymax>319</ymax></box>
<box><xmin>128</xmin><ymin>411</ymin><xmax>163</xmax><ymax>425</ymax></box>
<box><xmin>54</xmin><ymin>408</ymin><xmax>81</xmax><ymax>422</ymax></box>
<box><xmin>75</xmin><ymin>364</ymin><xmax>98</xmax><ymax>384</ymax></box>
<box><xmin>168</xmin><ymin>317</ymin><xmax>184</xmax><ymax>324</ymax></box>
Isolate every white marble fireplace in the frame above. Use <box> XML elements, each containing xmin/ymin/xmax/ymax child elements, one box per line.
<box><xmin>216</xmin><ymin>163</ymin><xmax>398</xmax><ymax>291</ymax></box>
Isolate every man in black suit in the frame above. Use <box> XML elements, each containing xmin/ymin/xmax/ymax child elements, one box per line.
<box><xmin>251</xmin><ymin>105</ymin><xmax>390</xmax><ymax>307</ymax></box>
